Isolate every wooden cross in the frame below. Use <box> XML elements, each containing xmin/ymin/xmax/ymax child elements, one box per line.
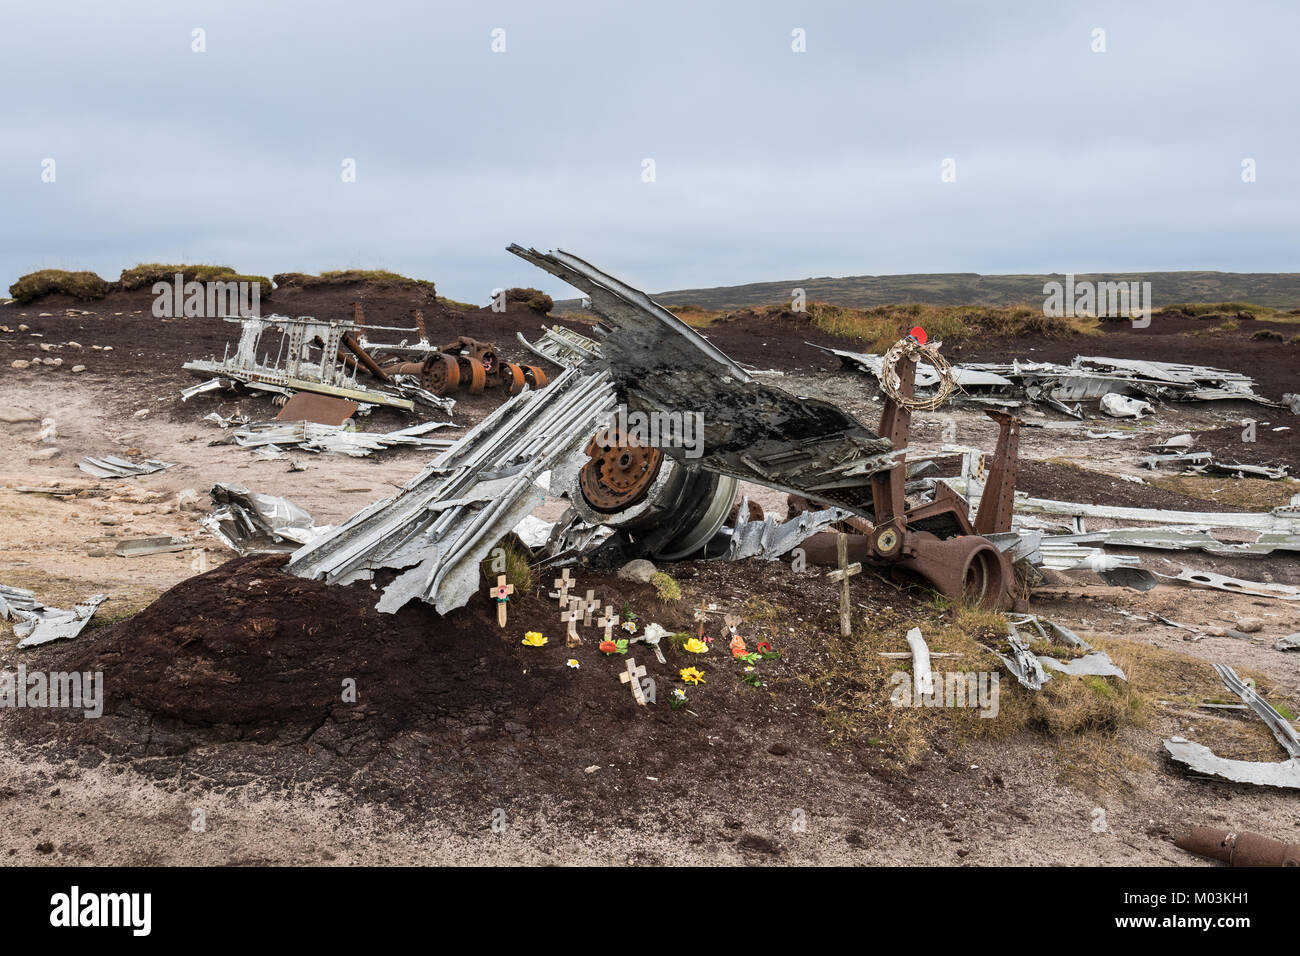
<box><xmin>582</xmin><ymin>589</ymin><xmax>601</xmax><ymax>627</ymax></box>
<box><xmin>597</xmin><ymin>606</ymin><xmax>620</xmax><ymax>641</ymax></box>
<box><xmin>550</xmin><ymin>568</ymin><xmax>574</xmax><ymax>607</ymax></box>
<box><xmin>561</xmin><ymin>597</ymin><xmax>583</xmax><ymax>644</ymax></box>
<box><xmin>825</xmin><ymin>532</ymin><xmax>862</xmax><ymax>637</ymax></box>
<box><xmin>487</xmin><ymin>574</ymin><xmax>514</xmax><ymax>628</ymax></box>
<box><xmin>619</xmin><ymin>656</ymin><xmax>648</xmax><ymax>706</ymax></box>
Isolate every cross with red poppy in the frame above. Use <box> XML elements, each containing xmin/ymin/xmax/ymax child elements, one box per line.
<box><xmin>487</xmin><ymin>574</ymin><xmax>514</xmax><ymax>628</ymax></box>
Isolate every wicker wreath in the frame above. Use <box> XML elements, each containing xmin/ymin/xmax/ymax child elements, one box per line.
<box><xmin>878</xmin><ymin>335</ymin><xmax>957</xmax><ymax>411</ymax></box>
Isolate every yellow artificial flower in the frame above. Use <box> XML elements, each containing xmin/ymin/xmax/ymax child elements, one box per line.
<box><xmin>679</xmin><ymin>666</ymin><xmax>706</xmax><ymax>685</ymax></box>
<box><xmin>682</xmin><ymin>637</ymin><xmax>709</xmax><ymax>654</ymax></box>
<box><xmin>522</xmin><ymin>631</ymin><xmax>547</xmax><ymax>647</ymax></box>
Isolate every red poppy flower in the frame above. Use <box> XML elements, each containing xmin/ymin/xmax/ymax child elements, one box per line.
<box><xmin>756</xmin><ymin>642</ymin><xmax>772</xmax><ymax>653</ymax></box>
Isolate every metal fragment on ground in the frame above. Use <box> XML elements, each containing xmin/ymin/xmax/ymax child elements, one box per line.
<box><xmin>812</xmin><ymin>347</ymin><xmax>1275</xmax><ymax>409</ymax></box>
<box><xmin>78</xmin><ymin>455</ymin><xmax>174</xmax><ymax>478</ymax></box>
<box><xmin>1163</xmin><ymin>738</ymin><xmax>1300</xmax><ymax>789</ymax></box>
<box><xmin>1165</xmin><ymin>568</ymin><xmax>1300</xmax><ymax>602</ymax></box>
<box><xmin>0</xmin><ymin>584</ymin><xmax>39</xmax><ymax>619</ymax></box>
<box><xmin>1212</xmin><ymin>663</ymin><xmax>1300</xmax><ymax>759</ymax></box>
<box><xmin>113</xmin><ymin>535</ymin><xmax>189</xmax><ymax>557</ymax></box>
<box><xmin>1039</xmin><ymin>651</ymin><xmax>1128</xmax><ymax>679</ymax></box>
<box><xmin>949</xmin><ymin>482</ymin><xmax>1300</xmax><ymax>532</ymax></box>
<box><xmin>224</xmin><ymin>420</ymin><xmax>454</xmax><ymax>457</ymax></box>
<box><xmin>994</xmin><ymin>623</ymin><xmax>1050</xmax><ymax>690</ymax></box>
<box><xmin>724</xmin><ymin>496</ymin><xmax>852</xmax><ymax>561</ymax></box>
<box><xmin>202</xmin><ymin>483</ymin><xmax>329</xmax><ymax>554</ymax></box>
<box><xmin>12</xmin><ymin>593</ymin><xmax>107</xmax><ymax>648</ymax></box>
<box><xmin>905</xmin><ymin>627</ymin><xmax>934</xmax><ymax>696</ymax></box>
<box><xmin>1099</xmin><ymin>393</ymin><xmax>1154</xmax><ymax>418</ymax></box>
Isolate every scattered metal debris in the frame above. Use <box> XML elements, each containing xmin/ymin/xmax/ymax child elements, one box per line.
<box><xmin>814</xmin><ymin>346</ymin><xmax>1276</xmax><ymax>410</ymax></box>
<box><xmin>991</xmin><ymin>614</ymin><xmax>1128</xmax><ymax>687</ymax></box>
<box><xmin>1163</xmin><ymin>663</ymin><xmax>1300</xmax><ymax>789</ymax></box>
<box><xmin>219</xmin><ymin>420</ymin><xmax>454</xmax><ymax>458</ymax></box>
<box><xmin>78</xmin><ymin>455</ymin><xmax>174</xmax><ymax>478</ymax></box>
<box><xmin>950</xmin><ymin>482</ymin><xmax>1300</xmax><ymax>533</ymax></box>
<box><xmin>202</xmin><ymin>483</ymin><xmax>329</xmax><ymax>555</ymax></box>
<box><xmin>517</xmin><ymin>325</ymin><xmax>602</xmax><ymax>368</ymax></box>
<box><xmin>1041</xmin><ymin>527</ymin><xmax>1300</xmax><ymax>557</ymax></box>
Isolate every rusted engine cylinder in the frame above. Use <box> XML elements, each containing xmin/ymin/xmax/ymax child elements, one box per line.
<box><xmin>566</xmin><ymin>430</ymin><xmax>736</xmax><ymax>561</ymax></box>
<box><xmin>1175</xmin><ymin>827</ymin><xmax>1300</xmax><ymax>867</ymax></box>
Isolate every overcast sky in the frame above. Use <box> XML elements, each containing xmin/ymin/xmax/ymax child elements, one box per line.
<box><xmin>1</xmin><ymin>0</ymin><xmax>1295</xmax><ymax>302</ymax></box>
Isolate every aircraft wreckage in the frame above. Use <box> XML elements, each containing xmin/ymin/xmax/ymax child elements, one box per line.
<box><xmin>286</xmin><ymin>246</ymin><xmax>1026</xmax><ymax>612</ymax></box>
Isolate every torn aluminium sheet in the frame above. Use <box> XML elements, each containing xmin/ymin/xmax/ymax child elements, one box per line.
<box><xmin>1163</xmin><ymin>663</ymin><xmax>1300</xmax><ymax>788</ymax></box>
<box><xmin>221</xmin><ymin>420</ymin><xmax>455</xmax><ymax>458</ymax></box>
<box><xmin>8</xmin><ymin>593</ymin><xmax>107</xmax><ymax>649</ymax></box>
<box><xmin>287</xmin><ymin>365</ymin><xmax>618</xmax><ymax>614</ymax></box>
<box><xmin>992</xmin><ymin>614</ymin><xmax>1127</xmax><ymax>688</ymax></box>
<box><xmin>0</xmin><ymin>584</ymin><xmax>39</xmax><ymax>620</ymax></box>
<box><xmin>724</xmin><ymin>496</ymin><xmax>852</xmax><ymax>561</ymax></box>
<box><xmin>1163</xmin><ymin>739</ymin><xmax>1300</xmax><ymax>789</ymax></box>
<box><xmin>1162</xmin><ymin>568</ymin><xmax>1300</xmax><ymax>602</ymax></box>
<box><xmin>202</xmin><ymin>483</ymin><xmax>330</xmax><ymax>554</ymax></box>
<box><xmin>1212</xmin><ymin>663</ymin><xmax>1300</xmax><ymax>758</ymax></box>
<box><xmin>78</xmin><ymin>456</ymin><xmax>174</xmax><ymax>479</ymax></box>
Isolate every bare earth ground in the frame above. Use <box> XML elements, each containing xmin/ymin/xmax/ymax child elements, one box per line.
<box><xmin>1</xmin><ymin>294</ymin><xmax>1298</xmax><ymax>866</ymax></box>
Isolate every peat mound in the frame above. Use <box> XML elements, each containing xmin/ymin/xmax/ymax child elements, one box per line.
<box><xmin>8</xmin><ymin>554</ymin><xmax>874</xmax><ymax>813</ymax></box>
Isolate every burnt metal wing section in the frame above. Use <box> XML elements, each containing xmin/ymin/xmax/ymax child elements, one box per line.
<box><xmin>508</xmin><ymin>245</ymin><xmax>896</xmax><ymax>511</ymax></box>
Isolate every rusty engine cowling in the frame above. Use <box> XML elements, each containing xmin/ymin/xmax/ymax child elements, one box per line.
<box><xmin>565</xmin><ymin>429</ymin><xmax>737</xmax><ymax>561</ymax></box>
<box><xmin>1175</xmin><ymin>827</ymin><xmax>1300</xmax><ymax>867</ymax></box>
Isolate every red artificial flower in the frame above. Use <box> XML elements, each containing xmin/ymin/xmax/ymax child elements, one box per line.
<box><xmin>599</xmin><ymin>640</ymin><xmax>618</xmax><ymax>654</ymax></box>
<box><xmin>756</xmin><ymin>642</ymin><xmax>772</xmax><ymax>653</ymax></box>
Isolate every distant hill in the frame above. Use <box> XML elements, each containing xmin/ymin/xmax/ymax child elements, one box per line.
<box><xmin>554</xmin><ymin>271</ymin><xmax>1300</xmax><ymax>313</ymax></box>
